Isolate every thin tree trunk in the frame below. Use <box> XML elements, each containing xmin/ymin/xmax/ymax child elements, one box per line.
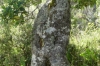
<box><xmin>31</xmin><ymin>0</ymin><xmax>71</xmax><ymax>66</ymax></box>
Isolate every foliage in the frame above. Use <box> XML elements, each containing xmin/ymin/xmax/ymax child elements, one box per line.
<box><xmin>0</xmin><ymin>21</ymin><xmax>32</xmax><ymax>66</ymax></box>
<box><xmin>0</xmin><ymin>0</ymin><xmax>39</xmax><ymax>66</ymax></box>
<box><xmin>1</xmin><ymin>0</ymin><xmax>27</xmax><ymax>20</ymax></box>
<box><xmin>71</xmin><ymin>0</ymin><xmax>96</xmax><ymax>8</ymax></box>
<box><xmin>67</xmin><ymin>22</ymin><xmax>100</xmax><ymax>66</ymax></box>
<box><xmin>67</xmin><ymin>6</ymin><xmax>100</xmax><ymax>65</ymax></box>
<box><xmin>0</xmin><ymin>0</ymin><xmax>42</xmax><ymax>25</ymax></box>
<box><xmin>96</xmin><ymin>0</ymin><xmax>100</xmax><ymax>7</ymax></box>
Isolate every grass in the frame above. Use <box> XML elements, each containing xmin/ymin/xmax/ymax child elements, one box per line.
<box><xmin>67</xmin><ymin>23</ymin><xmax>100</xmax><ymax>66</ymax></box>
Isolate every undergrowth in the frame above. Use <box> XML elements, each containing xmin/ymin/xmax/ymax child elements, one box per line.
<box><xmin>67</xmin><ymin>23</ymin><xmax>100</xmax><ymax>66</ymax></box>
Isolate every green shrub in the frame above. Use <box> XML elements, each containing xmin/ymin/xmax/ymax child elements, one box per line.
<box><xmin>67</xmin><ymin>22</ymin><xmax>99</xmax><ymax>66</ymax></box>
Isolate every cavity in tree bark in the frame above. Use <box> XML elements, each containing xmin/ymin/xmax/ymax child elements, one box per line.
<box><xmin>31</xmin><ymin>0</ymin><xmax>71</xmax><ymax>66</ymax></box>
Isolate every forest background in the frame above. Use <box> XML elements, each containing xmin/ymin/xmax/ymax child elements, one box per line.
<box><xmin>0</xmin><ymin>0</ymin><xmax>100</xmax><ymax>66</ymax></box>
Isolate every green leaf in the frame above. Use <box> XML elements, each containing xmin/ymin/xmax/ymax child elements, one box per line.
<box><xmin>20</xmin><ymin>56</ymin><xmax>25</xmax><ymax>66</ymax></box>
<box><xmin>32</xmin><ymin>0</ymin><xmax>42</xmax><ymax>6</ymax></box>
<box><xmin>19</xmin><ymin>7</ymin><xmax>25</xmax><ymax>11</ymax></box>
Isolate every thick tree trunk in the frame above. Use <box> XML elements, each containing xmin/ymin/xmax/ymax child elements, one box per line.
<box><xmin>31</xmin><ymin>0</ymin><xmax>71</xmax><ymax>66</ymax></box>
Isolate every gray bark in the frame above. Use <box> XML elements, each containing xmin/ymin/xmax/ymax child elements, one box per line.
<box><xmin>31</xmin><ymin>0</ymin><xmax>71</xmax><ymax>66</ymax></box>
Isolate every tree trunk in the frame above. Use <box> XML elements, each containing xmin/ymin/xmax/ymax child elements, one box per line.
<box><xmin>31</xmin><ymin>0</ymin><xmax>71</xmax><ymax>66</ymax></box>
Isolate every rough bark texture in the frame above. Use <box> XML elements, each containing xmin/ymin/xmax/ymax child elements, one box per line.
<box><xmin>31</xmin><ymin>0</ymin><xmax>71</xmax><ymax>66</ymax></box>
